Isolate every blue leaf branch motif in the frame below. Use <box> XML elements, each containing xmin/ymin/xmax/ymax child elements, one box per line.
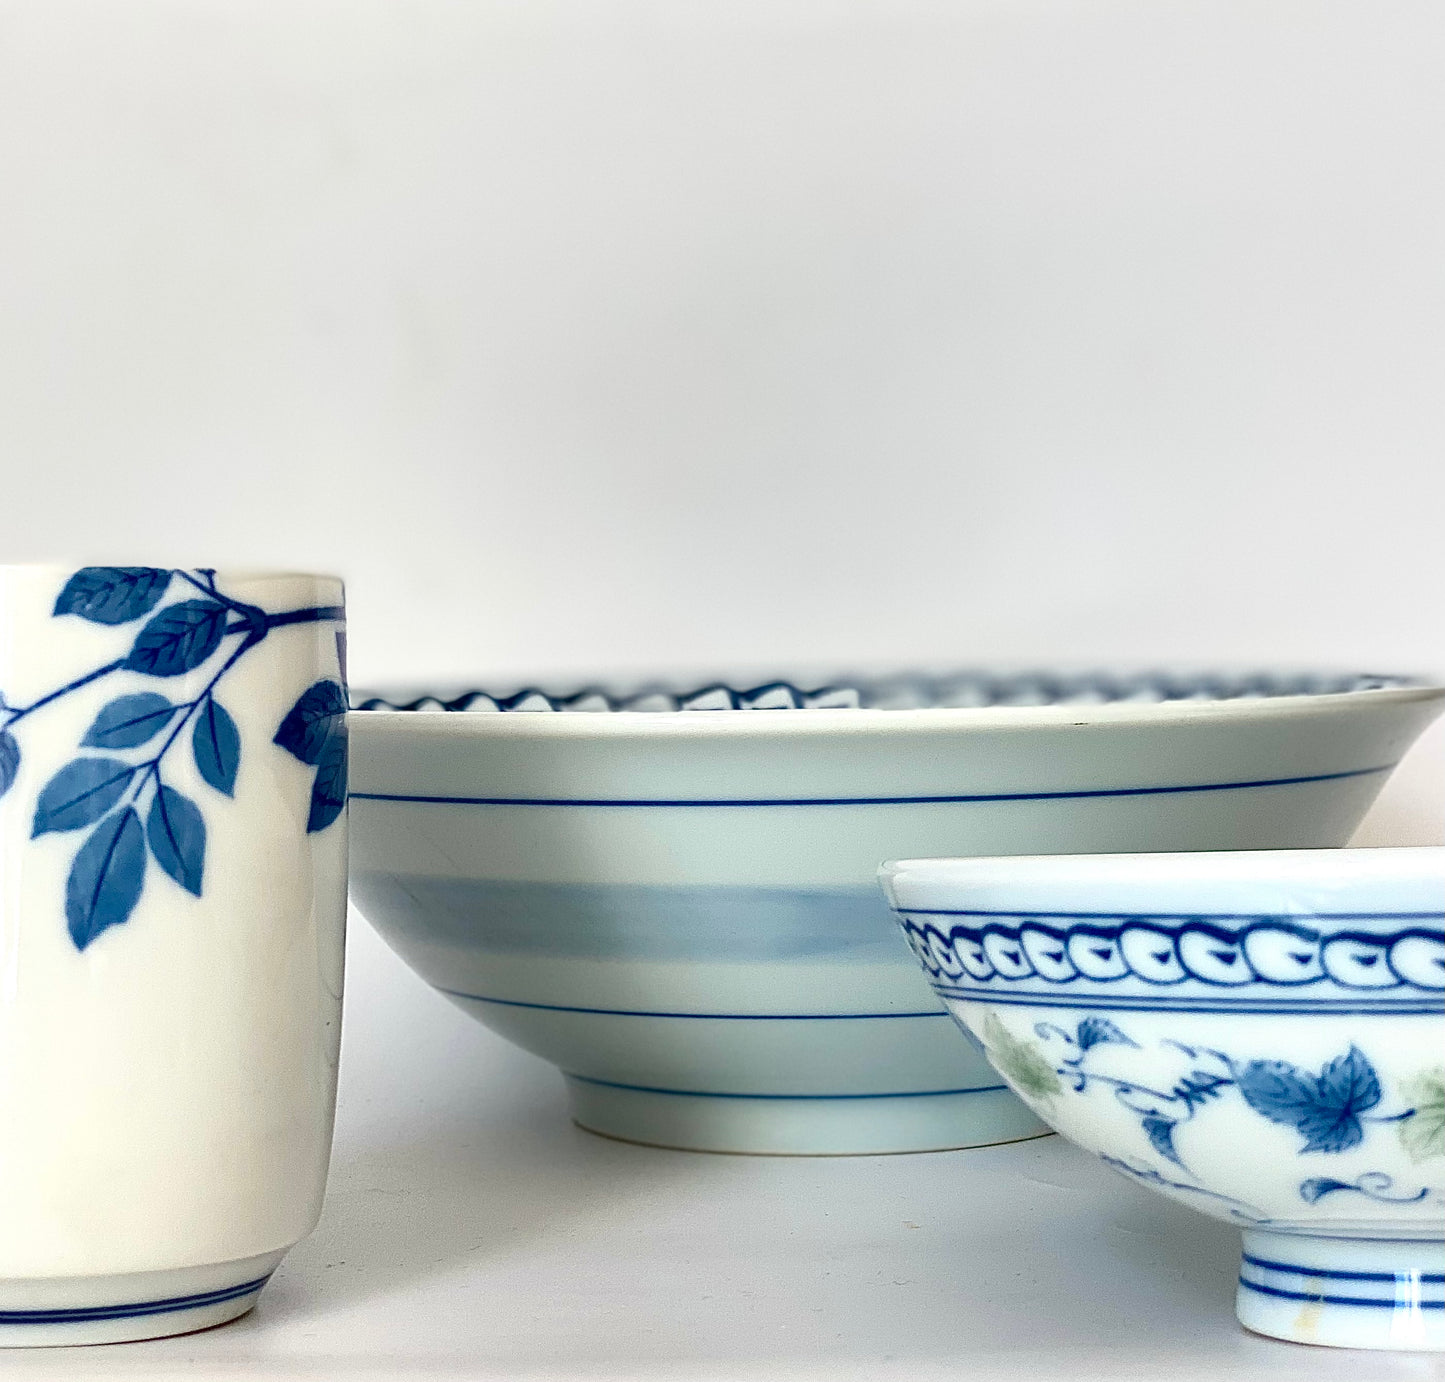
<box><xmin>33</xmin><ymin>758</ymin><xmax>137</xmax><ymax>835</ymax></box>
<box><xmin>192</xmin><ymin>698</ymin><xmax>240</xmax><ymax>797</ymax></box>
<box><xmin>123</xmin><ymin>599</ymin><xmax>230</xmax><ymax>676</ymax></box>
<box><xmin>66</xmin><ymin>807</ymin><xmax>146</xmax><ymax>951</ymax></box>
<box><xmin>82</xmin><ymin>694</ymin><xmax>178</xmax><ymax>750</ymax></box>
<box><xmin>0</xmin><ymin>568</ymin><xmax>345</xmax><ymax>949</ymax></box>
<box><xmin>146</xmin><ymin>785</ymin><xmax>206</xmax><ymax>896</ymax></box>
<box><xmin>53</xmin><ymin>567</ymin><xmax>172</xmax><ymax>625</ymax></box>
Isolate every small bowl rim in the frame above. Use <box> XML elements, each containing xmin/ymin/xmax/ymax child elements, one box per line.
<box><xmin>881</xmin><ymin>843</ymin><xmax>1445</xmax><ymax>887</ymax></box>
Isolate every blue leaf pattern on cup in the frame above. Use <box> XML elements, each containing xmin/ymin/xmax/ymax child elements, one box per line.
<box><xmin>306</xmin><ymin>725</ymin><xmax>348</xmax><ymax>834</ymax></box>
<box><xmin>82</xmin><ymin>693</ymin><xmax>177</xmax><ymax>750</ymax></box>
<box><xmin>0</xmin><ymin>569</ymin><xmax>345</xmax><ymax>949</ymax></box>
<box><xmin>66</xmin><ymin>807</ymin><xmax>146</xmax><ymax>950</ymax></box>
<box><xmin>145</xmin><ymin>785</ymin><xmax>206</xmax><ymax>897</ymax></box>
<box><xmin>0</xmin><ymin>730</ymin><xmax>18</xmax><ymax>799</ymax></box>
<box><xmin>192</xmin><ymin>698</ymin><xmax>240</xmax><ymax>797</ymax></box>
<box><xmin>53</xmin><ymin>567</ymin><xmax>171</xmax><ymax>626</ymax></box>
<box><xmin>274</xmin><ymin>680</ymin><xmax>347</xmax><ymax>765</ymax></box>
<box><xmin>123</xmin><ymin>600</ymin><xmax>229</xmax><ymax>677</ymax></box>
<box><xmin>32</xmin><ymin>758</ymin><xmax>136</xmax><ymax>836</ymax></box>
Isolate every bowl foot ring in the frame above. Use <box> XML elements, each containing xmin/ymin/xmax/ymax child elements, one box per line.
<box><xmin>1237</xmin><ymin>1231</ymin><xmax>1443</xmax><ymax>1351</ymax></box>
<box><xmin>563</xmin><ymin>1073</ymin><xmax>1050</xmax><ymax>1155</ymax></box>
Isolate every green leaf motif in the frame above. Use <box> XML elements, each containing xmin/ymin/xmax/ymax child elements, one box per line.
<box><xmin>1398</xmin><ymin>1068</ymin><xmax>1445</xmax><ymax>1163</ymax></box>
<box><xmin>982</xmin><ymin>1012</ymin><xmax>1062</xmax><ymax>1103</ymax></box>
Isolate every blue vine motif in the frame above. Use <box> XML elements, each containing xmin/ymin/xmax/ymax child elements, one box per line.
<box><xmin>1298</xmin><ymin>1172</ymin><xmax>1430</xmax><ymax>1205</ymax></box>
<box><xmin>0</xmin><ymin>568</ymin><xmax>346</xmax><ymax>950</ymax></box>
<box><xmin>1027</xmin><ymin>1019</ymin><xmax>1436</xmax><ymax>1206</ymax></box>
<box><xmin>1098</xmin><ymin>1155</ymin><xmax>1271</xmax><ymax>1223</ymax></box>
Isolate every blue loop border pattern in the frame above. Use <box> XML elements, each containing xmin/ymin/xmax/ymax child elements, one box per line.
<box><xmin>895</xmin><ymin>911</ymin><xmax>1445</xmax><ymax>995</ymax></box>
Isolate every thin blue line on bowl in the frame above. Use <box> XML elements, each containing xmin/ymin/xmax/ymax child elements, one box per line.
<box><xmin>349</xmin><ymin>763</ymin><xmax>1394</xmax><ymax>809</ymax></box>
<box><xmin>564</xmin><ymin>1073</ymin><xmax>1008</xmax><ymax>1100</ymax></box>
<box><xmin>438</xmin><ymin>988</ymin><xmax>950</xmax><ymax>1021</ymax></box>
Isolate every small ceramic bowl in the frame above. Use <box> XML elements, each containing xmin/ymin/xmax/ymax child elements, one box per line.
<box><xmin>348</xmin><ymin>670</ymin><xmax>1444</xmax><ymax>1156</ymax></box>
<box><xmin>882</xmin><ymin>846</ymin><xmax>1445</xmax><ymax>1350</ymax></box>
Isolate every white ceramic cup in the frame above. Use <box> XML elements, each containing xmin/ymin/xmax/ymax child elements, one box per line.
<box><xmin>0</xmin><ymin>566</ymin><xmax>348</xmax><ymax>1345</ymax></box>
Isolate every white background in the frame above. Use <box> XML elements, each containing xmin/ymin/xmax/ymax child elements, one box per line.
<box><xmin>0</xmin><ymin>3</ymin><xmax>1441</xmax><ymax>1375</ymax></box>
<box><xmin>2</xmin><ymin>1</ymin><xmax>1441</xmax><ymax>835</ymax></box>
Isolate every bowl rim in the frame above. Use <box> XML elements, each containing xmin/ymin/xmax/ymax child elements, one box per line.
<box><xmin>346</xmin><ymin>679</ymin><xmax>1445</xmax><ymax>740</ymax></box>
<box><xmin>880</xmin><ymin>843</ymin><xmax>1445</xmax><ymax>888</ymax></box>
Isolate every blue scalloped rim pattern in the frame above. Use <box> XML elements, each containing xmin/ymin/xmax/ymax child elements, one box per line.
<box><xmin>351</xmin><ymin>671</ymin><xmax>1420</xmax><ymax>713</ymax></box>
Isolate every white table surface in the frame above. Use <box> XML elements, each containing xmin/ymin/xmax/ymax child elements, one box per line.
<box><xmin>13</xmin><ymin>916</ymin><xmax>1443</xmax><ymax>1382</ymax></box>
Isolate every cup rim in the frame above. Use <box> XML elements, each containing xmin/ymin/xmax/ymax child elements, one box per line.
<box><xmin>0</xmin><ymin>563</ymin><xmax>344</xmax><ymax>585</ymax></box>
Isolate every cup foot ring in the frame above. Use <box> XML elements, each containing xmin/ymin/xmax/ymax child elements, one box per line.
<box><xmin>0</xmin><ymin>1248</ymin><xmax>289</xmax><ymax>1348</ymax></box>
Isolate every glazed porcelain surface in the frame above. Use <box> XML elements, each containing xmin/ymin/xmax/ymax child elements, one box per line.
<box><xmin>348</xmin><ymin>671</ymin><xmax>1445</xmax><ymax>1156</ymax></box>
<box><xmin>882</xmin><ymin>847</ymin><xmax>1445</xmax><ymax>1351</ymax></box>
<box><xmin>0</xmin><ymin>566</ymin><xmax>348</xmax><ymax>1345</ymax></box>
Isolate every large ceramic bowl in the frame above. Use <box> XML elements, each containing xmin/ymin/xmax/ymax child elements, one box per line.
<box><xmin>882</xmin><ymin>846</ymin><xmax>1444</xmax><ymax>1350</ymax></box>
<box><xmin>348</xmin><ymin>670</ymin><xmax>1444</xmax><ymax>1155</ymax></box>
